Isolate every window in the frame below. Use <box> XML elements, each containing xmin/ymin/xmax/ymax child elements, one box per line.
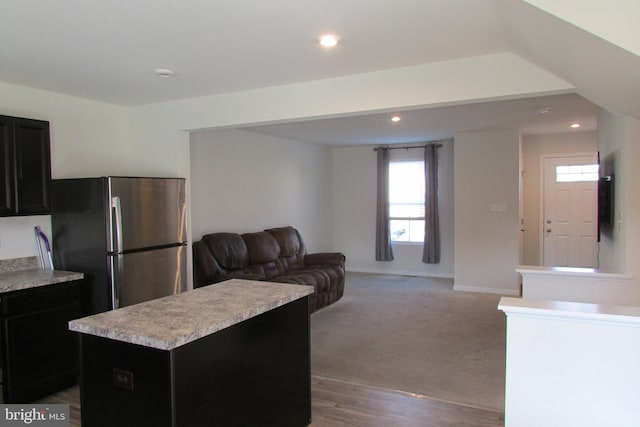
<box><xmin>556</xmin><ymin>164</ymin><xmax>599</xmax><ymax>182</ymax></box>
<box><xmin>389</xmin><ymin>161</ymin><xmax>424</xmax><ymax>242</ymax></box>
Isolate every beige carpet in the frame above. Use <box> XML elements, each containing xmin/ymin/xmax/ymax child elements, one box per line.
<box><xmin>310</xmin><ymin>273</ymin><xmax>506</xmax><ymax>411</ymax></box>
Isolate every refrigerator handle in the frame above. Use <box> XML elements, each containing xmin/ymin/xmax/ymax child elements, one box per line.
<box><xmin>110</xmin><ymin>255</ymin><xmax>123</xmax><ymax>310</ymax></box>
<box><xmin>111</xmin><ymin>196</ymin><xmax>124</xmax><ymax>309</ymax></box>
<box><xmin>111</xmin><ymin>196</ymin><xmax>123</xmax><ymax>254</ymax></box>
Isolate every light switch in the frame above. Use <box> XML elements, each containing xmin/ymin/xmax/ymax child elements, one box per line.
<box><xmin>490</xmin><ymin>203</ymin><xmax>507</xmax><ymax>212</ymax></box>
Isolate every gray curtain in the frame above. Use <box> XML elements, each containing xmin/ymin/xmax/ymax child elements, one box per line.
<box><xmin>375</xmin><ymin>147</ymin><xmax>394</xmax><ymax>261</ymax></box>
<box><xmin>422</xmin><ymin>144</ymin><xmax>440</xmax><ymax>263</ymax></box>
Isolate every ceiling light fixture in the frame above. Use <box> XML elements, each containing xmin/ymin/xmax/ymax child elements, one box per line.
<box><xmin>318</xmin><ymin>34</ymin><xmax>339</xmax><ymax>48</ymax></box>
<box><xmin>390</xmin><ymin>115</ymin><xmax>401</xmax><ymax>123</ymax></box>
<box><xmin>154</xmin><ymin>68</ymin><xmax>175</xmax><ymax>78</ymax></box>
<box><xmin>570</xmin><ymin>123</ymin><xmax>581</xmax><ymax>128</ymax></box>
<box><xmin>534</xmin><ymin>106</ymin><xmax>550</xmax><ymax>114</ymax></box>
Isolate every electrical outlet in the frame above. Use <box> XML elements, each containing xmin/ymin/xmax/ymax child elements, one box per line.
<box><xmin>113</xmin><ymin>368</ymin><xmax>134</xmax><ymax>390</ymax></box>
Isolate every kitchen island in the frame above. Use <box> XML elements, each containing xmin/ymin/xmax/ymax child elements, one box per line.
<box><xmin>69</xmin><ymin>279</ymin><xmax>314</xmax><ymax>427</ymax></box>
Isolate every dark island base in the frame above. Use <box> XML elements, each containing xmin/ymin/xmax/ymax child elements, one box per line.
<box><xmin>79</xmin><ymin>297</ymin><xmax>311</xmax><ymax>427</ymax></box>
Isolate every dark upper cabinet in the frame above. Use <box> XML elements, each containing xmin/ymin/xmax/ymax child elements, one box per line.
<box><xmin>0</xmin><ymin>115</ymin><xmax>51</xmax><ymax>216</ymax></box>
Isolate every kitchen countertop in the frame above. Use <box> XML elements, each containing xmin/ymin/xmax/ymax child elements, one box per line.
<box><xmin>69</xmin><ymin>279</ymin><xmax>314</xmax><ymax>351</ymax></box>
<box><xmin>0</xmin><ymin>268</ymin><xmax>84</xmax><ymax>294</ymax></box>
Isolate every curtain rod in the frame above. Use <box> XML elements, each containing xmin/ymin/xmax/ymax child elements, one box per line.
<box><xmin>373</xmin><ymin>143</ymin><xmax>443</xmax><ymax>151</ymax></box>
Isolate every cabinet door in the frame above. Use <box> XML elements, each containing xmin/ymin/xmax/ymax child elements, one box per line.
<box><xmin>0</xmin><ymin>116</ymin><xmax>15</xmax><ymax>216</ymax></box>
<box><xmin>2</xmin><ymin>282</ymin><xmax>81</xmax><ymax>403</ymax></box>
<box><xmin>13</xmin><ymin>118</ymin><xmax>51</xmax><ymax>214</ymax></box>
<box><xmin>4</xmin><ymin>303</ymin><xmax>80</xmax><ymax>403</ymax></box>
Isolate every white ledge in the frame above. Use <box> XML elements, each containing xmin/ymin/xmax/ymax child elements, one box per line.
<box><xmin>499</xmin><ymin>297</ymin><xmax>640</xmax><ymax>326</ymax></box>
<box><xmin>516</xmin><ymin>265</ymin><xmax>634</xmax><ymax>281</ymax></box>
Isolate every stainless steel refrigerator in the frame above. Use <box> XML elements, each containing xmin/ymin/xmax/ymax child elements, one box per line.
<box><xmin>51</xmin><ymin>177</ymin><xmax>187</xmax><ymax>315</ymax></box>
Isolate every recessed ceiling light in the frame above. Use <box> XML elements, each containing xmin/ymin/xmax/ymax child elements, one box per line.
<box><xmin>318</xmin><ymin>34</ymin><xmax>339</xmax><ymax>48</ymax></box>
<box><xmin>570</xmin><ymin>123</ymin><xmax>581</xmax><ymax>128</ymax></box>
<box><xmin>154</xmin><ymin>68</ymin><xmax>175</xmax><ymax>78</ymax></box>
<box><xmin>390</xmin><ymin>115</ymin><xmax>401</xmax><ymax>123</ymax></box>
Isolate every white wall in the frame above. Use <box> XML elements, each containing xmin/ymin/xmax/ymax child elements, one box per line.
<box><xmin>189</xmin><ymin>129</ymin><xmax>334</xmax><ymax>252</ymax></box>
<box><xmin>597</xmin><ymin>109</ymin><xmax>640</xmax><ymax>279</ymax></box>
<box><xmin>0</xmin><ymin>82</ymin><xmax>130</xmax><ymax>260</ymax></box>
<box><xmin>332</xmin><ymin>142</ymin><xmax>454</xmax><ymax>278</ymax></box>
<box><xmin>521</xmin><ymin>131</ymin><xmax>597</xmax><ymax>265</ymax></box>
<box><xmin>454</xmin><ymin>129</ymin><xmax>521</xmax><ymax>295</ymax></box>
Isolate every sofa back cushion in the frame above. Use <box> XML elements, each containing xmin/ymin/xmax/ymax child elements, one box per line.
<box><xmin>242</xmin><ymin>231</ymin><xmax>282</xmax><ymax>279</ymax></box>
<box><xmin>203</xmin><ymin>232</ymin><xmax>249</xmax><ymax>270</ymax></box>
<box><xmin>266</xmin><ymin>226</ymin><xmax>305</xmax><ymax>256</ymax></box>
<box><xmin>242</xmin><ymin>232</ymin><xmax>280</xmax><ymax>264</ymax></box>
<box><xmin>266</xmin><ymin>226</ymin><xmax>306</xmax><ymax>270</ymax></box>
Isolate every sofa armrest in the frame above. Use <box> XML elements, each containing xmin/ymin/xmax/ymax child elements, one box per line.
<box><xmin>304</xmin><ymin>252</ymin><xmax>346</xmax><ymax>267</ymax></box>
<box><xmin>193</xmin><ymin>240</ymin><xmax>221</xmax><ymax>287</ymax></box>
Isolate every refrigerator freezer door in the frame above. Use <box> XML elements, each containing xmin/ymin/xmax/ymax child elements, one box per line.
<box><xmin>108</xmin><ymin>177</ymin><xmax>187</xmax><ymax>252</ymax></box>
<box><xmin>112</xmin><ymin>244</ymin><xmax>187</xmax><ymax>309</ymax></box>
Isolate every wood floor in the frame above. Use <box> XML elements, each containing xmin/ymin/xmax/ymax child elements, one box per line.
<box><xmin>37</xmin><ymin>376</ymin><xmax>504</xmax><ymax>427</ymax></box>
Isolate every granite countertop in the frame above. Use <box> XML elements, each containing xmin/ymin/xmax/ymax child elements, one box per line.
<box><xmin>69</xmin><ymin>279</ymin><xmax>314</xmax><ymax>351</ymax></box>
<box><xmin>0</xmin><ymin>267</ymin><xmax>84</xmax><ymax>294</ymax></box>
<box><xmin>0</xmin><ymin>255</ymin><xmax>84</xmax><ymax>294</ymax></box>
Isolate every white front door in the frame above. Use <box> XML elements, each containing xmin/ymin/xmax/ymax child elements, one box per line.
<box><xmin>542</xmin><ymin>154</ymin><xmax>598</xmax><ymax>267</ymax></box>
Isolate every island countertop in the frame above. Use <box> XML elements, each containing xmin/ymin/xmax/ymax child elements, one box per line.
<box><xmin>69</xmin><ymin>279</ymin><xmax>314</xmax><ymax>351</ymax></box>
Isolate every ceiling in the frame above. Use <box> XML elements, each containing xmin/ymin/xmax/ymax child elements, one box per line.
<box><xmin>2</xmin><ymin>1</ymin><xmax>636</xmax><ymax>145</ymax></box>
<box><xmin>242</xmin><ymin>93</ymin><xmax>597</xmax><ymax>146</ymax></box>
<box><xmin>1</xmin><ymin>0</ymin><xmax>509</xmax><ymax>106</ymax></box>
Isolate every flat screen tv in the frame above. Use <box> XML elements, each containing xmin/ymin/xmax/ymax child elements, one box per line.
<box><xmin>598</xmin><ymin>174</ymin><xmax>614</xmax><ymax>229</ymax></box>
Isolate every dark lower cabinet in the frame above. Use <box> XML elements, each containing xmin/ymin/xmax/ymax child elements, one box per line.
<box><xmin>1</xmin><ymin>280</ymin><xmax>81</xmax><ymax>402</ymax></box>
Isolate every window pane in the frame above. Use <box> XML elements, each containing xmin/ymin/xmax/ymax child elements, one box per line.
<box><xmin>389</xmin><ymin>203</ymin><xmax>425</xmax><ymax>218</ymax></box>
<box><xmin>583</xmin><ymin>164</ymin><xmax>599</xmax><ymax>174</ymax></box>
<box><xmin>408</xmin><ymin>220</ymin><xmax>425</xmax><ymax>242</ymax></box>
<box><xmin>556</xmin><ymin>164</ymin><xmax>599</xmax><ymax>182</ymax></box>
<box><xmin>389</xmin><ymin>161</ymin><xmax>424</xmax><ymax>204</ymax></box>
<box><xmin>390</xmin><ymin>220</ymin><xmax>410</xmax><ymax>242</ymax></box>
<box><xmin>390</xmin><ymin>219</ymin><xmax>424</xmax><ymax>243</ymax></box>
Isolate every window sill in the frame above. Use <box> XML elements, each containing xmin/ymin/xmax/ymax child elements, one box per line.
<box><xmin>391</xmin><ymin>241</ymin><xmax>424</xmax><ymax>246</ymax></box>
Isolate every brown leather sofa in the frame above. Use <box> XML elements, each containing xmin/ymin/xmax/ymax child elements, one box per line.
<box><xmin>192</xmin><ymin>226</ymin><xmax>345</xmax><ymax>312</ymax></box>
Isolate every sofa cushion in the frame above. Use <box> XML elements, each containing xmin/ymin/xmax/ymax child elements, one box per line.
<box><xmin>204</xmin><ymin>233</ymin><xmax>249</xmax><ymax>270</ymax></box>
<box><xmin>266</xmin><ymin>226</ymin><xmax>304</xmax><ymax>257</ymax></box>
<box><xmin>242</xmin><ymin>231</ymin><xmax>280</xmax><ymax>264</ymax></box>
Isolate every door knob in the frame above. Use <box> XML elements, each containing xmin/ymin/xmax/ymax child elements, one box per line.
<box><xmin>546</xmin><ymin>228</ymin><xmax>552</xmax><ymax>233</ymax></box>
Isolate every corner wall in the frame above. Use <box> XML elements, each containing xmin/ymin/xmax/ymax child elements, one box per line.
<box><xmin>454</xmin><ymin>129</ymin><xmax>521</xmax><ymax>295</ymax></box>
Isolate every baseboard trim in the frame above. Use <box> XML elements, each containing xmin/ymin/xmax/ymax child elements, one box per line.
<box><xmin>453</xmin><ymin>285</ymin><xmax>520</xmax><ymax>296</ymax></box>
<box><xmin>346</xmin><ymin>268</ymin><xmax>454</xmax><ymax>280</ymax></box>
<box><xmin>346</xmin><ymin>269</ymin><xmax>519</xmax><ymax>296</ymax></box>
